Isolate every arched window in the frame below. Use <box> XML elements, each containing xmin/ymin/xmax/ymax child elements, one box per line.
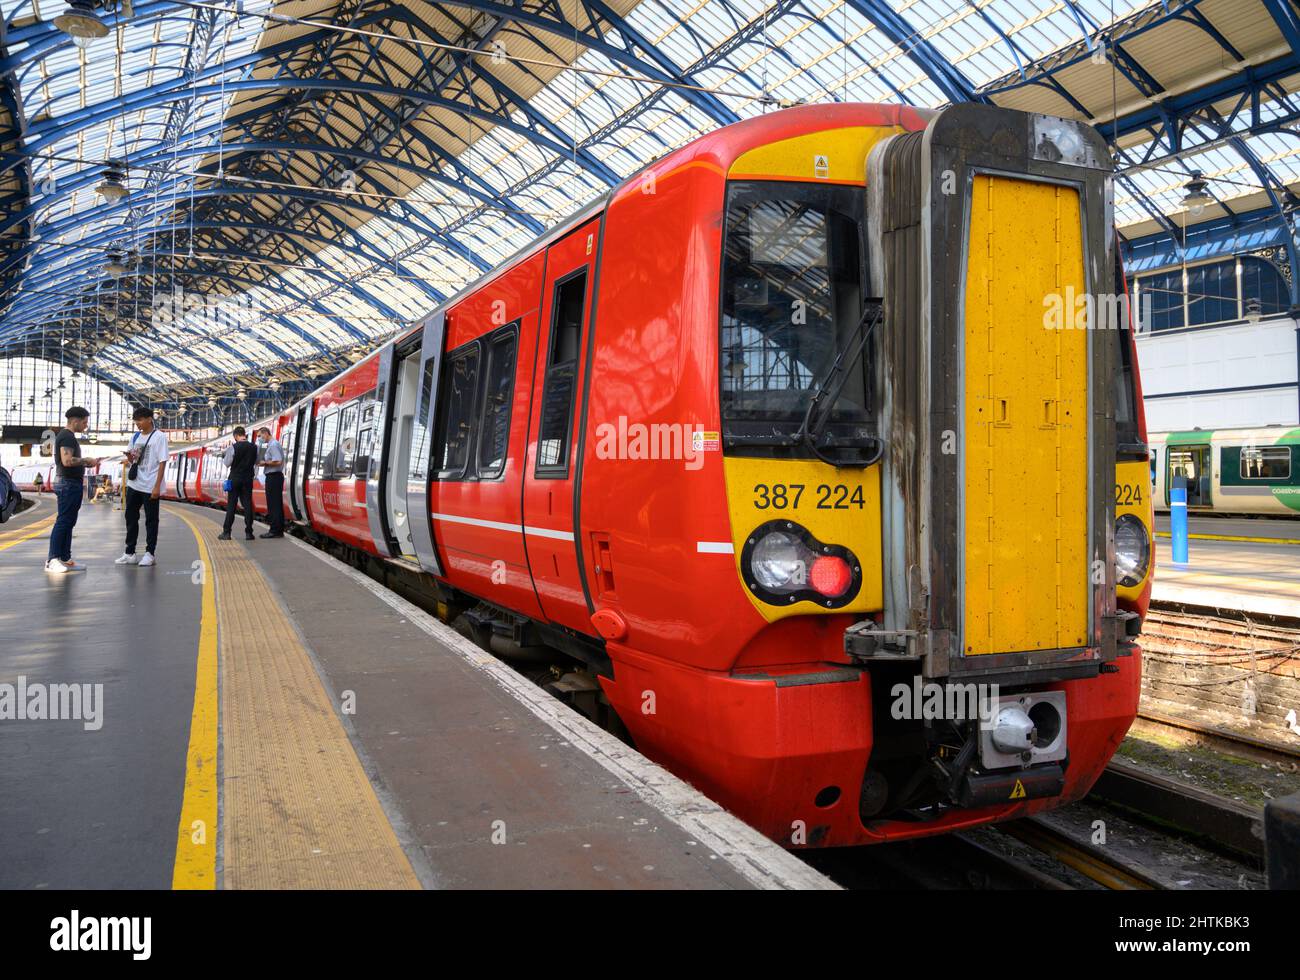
<box><xmin>1186</xmin><ymin>259</ymin><xmax>1237</xmax><ymax>326</ymax></box>
<box><xmin>1137</xmin><ymin>252</ymin><xmax>1294</xmax><ymax>331</ymax></box>
<box><xmin>0</xmin><ymin>356</ymin><xmax>134</xmax><ymax>431</ymax></box>
<box><xmin>1140</xmin><ymin>269</ymin><xmax>1185</xmax><ymax>331</ymax></box>
<box><xmin>1240</xmin><ymin>255</ymin><xmax>1289</xmax><ymax>316</ymax></box>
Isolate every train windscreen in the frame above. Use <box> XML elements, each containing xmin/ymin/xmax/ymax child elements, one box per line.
<box><xmin>1115</xmin><ymin>258</ymin><xmax>1143</xmax><ymax>453</ymax></box>
<box><xmin>718</xmin><ymin>180</ymin><xmax>873</xmax><ymax>460</ymax></box>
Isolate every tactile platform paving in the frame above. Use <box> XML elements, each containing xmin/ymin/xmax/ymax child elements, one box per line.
<box><xmin>170</xmin><ymin>505</ymin><xmax>419</xmax><ymax>889</ymax></box>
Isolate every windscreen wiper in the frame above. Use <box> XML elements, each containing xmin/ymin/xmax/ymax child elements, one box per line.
<box><xmin>795</xmin><ymin>299</ymin><xmax>884</xmax><ymax>468</ymax></box>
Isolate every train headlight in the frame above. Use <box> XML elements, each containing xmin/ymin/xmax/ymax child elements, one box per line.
<box><xmin>741</xmin><ymin>521</ymin><xmax>861</xmax><ymax>608</ymax></box>
<box><xmin>1115</xmin><ymin>514</ymin><xmax>1150</xmax><ymax>588</ymax></box>
<box><xmin>751</xmin><ymin>531</ymin><xmax>806</xmax><ymax>590</ymax></box>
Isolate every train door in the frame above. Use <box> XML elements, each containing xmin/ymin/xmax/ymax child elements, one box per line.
<box><xmin>521</xmin><ymin>220</ymin><xmax>599</xmax><ymax>631</ymax></box>
<box><xmin>288</xmin><ymin>404</ymin><xmax>309</xmax><ymax>520</ymax></box>
<box><xmin>384</xmin><ymin>333</ymin><xmax>428</xmax><ymax>563</ymax></box>
<box><xmin>1166</xmin><ymin>444</ymin><xmax>1212</xmax><ymax>508</ymax></box>
<box><xmin>364</xmin><ymin>344</ymin><xmax>398</xmax><ymax>556</ymax></box>
<box><xmin>277</xmin><ymin>417</ymin><xmax>295</xmax><ymax>521</ymax></box>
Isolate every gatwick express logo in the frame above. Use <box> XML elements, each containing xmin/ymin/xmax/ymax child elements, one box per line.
<box><xmin>50</xmin><ymin>911</ymin><xmax>151</xmax><ymax>960</ymax></box>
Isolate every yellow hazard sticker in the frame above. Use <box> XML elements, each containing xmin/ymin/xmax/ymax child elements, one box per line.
<box><xmin>1010</xmin><ymin>779</ymin><xmax>1026</xmax><ymax>800</ymax></box>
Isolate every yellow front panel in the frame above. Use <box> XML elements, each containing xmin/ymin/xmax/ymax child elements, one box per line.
<box><xmin>964</xmin><ymin>176</ymin><xmax>1089</xmax><ymax>655</ymax></box>
<box><xmin>728</xmin><ymin>126</ymin><xmax>904</xmax><ymax>184</ymax></box>
<box><xmin>1116</xmin><ymin>459</ymin><xmax>1153</xmax><ymax>601</ymax></box>
<box><xmin>722</xmin><ymin>458</ymin><xmax>883</xmax><ymax>623</ymax></box>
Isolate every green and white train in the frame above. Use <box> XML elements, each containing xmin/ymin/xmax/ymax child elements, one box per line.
<box><xmin>1150</xmin><ymin>427</ymin><xmax>1300</xmax><ymax>516</ymax></box>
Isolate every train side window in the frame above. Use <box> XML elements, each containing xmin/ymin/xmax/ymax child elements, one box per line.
<box><xmin>333</xmin><ymin>402</ymin><xmax>360</xmax><ymax>478</ymax></box>
<box><xmin>1241</xmin><ymin>446</ymin><xmax>1290</xmax><ymax>481</ymax></box>
<box><xmin>477</xmin><ymin>328</ymin><xmax>518</xmax><ymax>480</ymax></box>
<box><xmin>314</xmin><ymin>411</ymin><xmax>339</xmax><ymax>478</ymax></box>
<box><xmin>536</xmin><ymin>269</ymin><xmax>587</xmax><ymax>478</ymax></box>
<box><xmin>354</xmin><ymin>427</ymin><xmax>373</xmax><ymax>478</ymax></box>
<box><xmin>434</xmin><ymin>345</ymin><xmax>481</xmax><ymax>481</ymax></box>
<box><xmin>353</xmin><ymin>403</ymin><xmax>371</xmax><ymax>478</ymax></box>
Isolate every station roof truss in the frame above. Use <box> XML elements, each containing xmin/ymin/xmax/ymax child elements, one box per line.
<box><xmin>0</xmin><ymin>0</ymin><xmax>1296</xmax><ymax>415</ymax></box>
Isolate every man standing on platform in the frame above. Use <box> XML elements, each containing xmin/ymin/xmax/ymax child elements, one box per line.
<box><xmin>256</xmin><ymin>425</ymin><xmax>286</xmax><ymax>538</ymax></box>
<box><xmin>115</xmin><ymin>406</ymin><xmax>169</xmax><ymax>568</ymax></box>
<box><xmin>45</xmin><ymin>406</ymin><xmax>104</xmax><ymax>574</ymax></box>
<box><xmin>218</xmin><ymin>426</ymin><xmax>258</xmax><ymax>541</ymax></box>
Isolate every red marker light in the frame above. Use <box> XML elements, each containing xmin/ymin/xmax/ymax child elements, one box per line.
<box><xmin>809</xmin><ymin>555</ymin><xmax>852</xmax><ymax>598</ymax></box>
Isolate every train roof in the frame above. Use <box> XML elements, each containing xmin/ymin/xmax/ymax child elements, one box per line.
<box><xmin>1150</xmin><ymin>426</ymin><xmax>1300</xmax><ymax>444</ymax></box>
<box><xmin>271</xmin><ymin>102</ymin><xmax>935</xmax><ymax>424</ymax></box>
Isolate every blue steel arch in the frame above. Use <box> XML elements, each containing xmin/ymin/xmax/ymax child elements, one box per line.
<box><xmin>7</xmin><ymin>213</ymin><xmax>445</xmax><ymax>316</ymax></box>
<box><xmin>1</xmin><ymin>180</ymin><xmax>500</xmax><ymax>280</ymax></box>
<box><xmin>7</xmin><ymin>259</ymin><xmax>370</xmax><ymax>362</ymax></box>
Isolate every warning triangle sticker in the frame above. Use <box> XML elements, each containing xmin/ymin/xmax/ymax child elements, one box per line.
<box><xmin>1009</xmin><ymin>779</ymin><xmax>1026</xmax><ymax>800</ymax></box>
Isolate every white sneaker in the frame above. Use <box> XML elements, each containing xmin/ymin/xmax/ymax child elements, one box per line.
<box><xmin>115</xmin><ymin>553</ymin><xmax>140</xmax><ymax>565</ymax></box>
<box><xmin>45</xmin><ymin>558</ymin><xmax>70</xmax><ymax>574</ymax></box>
<box><xmin>139</xmin><ymin>553</ymin><xmax>156</xmax><ymax>567</ymax></box>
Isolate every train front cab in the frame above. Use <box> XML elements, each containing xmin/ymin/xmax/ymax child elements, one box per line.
<box><xmin>594</xmin><ymin>104</ymin><xmax>1148</xmax><ymax>847</ymax></box>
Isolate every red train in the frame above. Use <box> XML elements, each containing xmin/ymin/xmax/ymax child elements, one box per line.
<box><xmin>162</xmin><ymin>102</ymin><xmax>1153</xmax><ymax>848</ymax></box>
<box><xmin>11</xmin><ymin>460</ymin><xmax>104</xmax><ymax>492</ymax></box>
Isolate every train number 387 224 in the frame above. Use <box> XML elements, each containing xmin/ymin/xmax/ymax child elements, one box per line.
<box><xmin>753</xmin><ymin>483</ymin><xmax>866</xmax><ymax>510</ymax></box>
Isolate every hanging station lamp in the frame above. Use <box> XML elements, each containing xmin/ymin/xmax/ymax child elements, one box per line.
<box><xmin>95</xmin><ymin>161</ymin><xmax>128</xmax><ymax>202</ymax></box>
<box><xmin>1181</xmin><ymin>171</ymin><xmax>1211</xmax><ymax>217</ymax></box>
<box><xmin>54</xmin><ymin>1</ymin><xmax>110</xmax><ymax>50</ymax></box>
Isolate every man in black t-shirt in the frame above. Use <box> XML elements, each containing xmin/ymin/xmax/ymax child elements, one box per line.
<box><xmin>46</xmin><ymin>406</ymin><xmax>104</xmax><ymax>573</ymax></box>
<box><xmin>217</xmin><ymin>426</ymin><xmax>259</xmax><ymax>541</ymax></box>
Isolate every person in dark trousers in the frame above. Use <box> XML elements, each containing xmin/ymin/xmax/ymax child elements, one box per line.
<box><xmin>218</xmin><ymin>427</ymin><xmax>258</xmax><ymax>541</ymax></box>
<box><xmin>45</xmin><ymin>406</ymin><xmax>104</xmax><ymax>574</ymax></box>
<box><xmin>255</xmin><ymin>426</ymin><xmax>286</xmax><ymax>538</ymax></box>
<box><xmin>115</xmin><ymin>406</ymin><xmax>169</xmax><ymax>568</ymax></box>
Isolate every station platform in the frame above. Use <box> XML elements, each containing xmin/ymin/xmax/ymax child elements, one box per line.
<box><xmin>0</xmin><ymin>500</ymin><xmax>831</xmax><ymax>890</ymax></box>
<box><xmin>0</xmin><ymin>492</ymin><xmax>55</xmax><ymax>541</ymax></box>
<box><xmin>1153</xmin><ymin>515</ymin><xmax>1300</xmax><ymax>618</ymax></box>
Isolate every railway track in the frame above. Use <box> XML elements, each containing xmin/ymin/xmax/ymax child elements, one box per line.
<box><xmin>1135</xmin><ymin>706</ymin><xmax>1300</xmax><ymax>765</ymax></box>
<box><xmin>994</xmin><ymin>816</ymin><xmax>1163</xmax><ymax>889</ymax></box>
<box><xmin>808</xmin><ymin>812</ymin><xmax>1179</xmax><ymax>890</ymax></box>
<box><xmin>1089</xmin><ymin>702</ymin><xmax>1298</xmax><ymax>863</ymax></box>
<box><xmin>802</xmin><ymin>827</ymin><xmax>1079</xmax><ymax>890</ymax></box>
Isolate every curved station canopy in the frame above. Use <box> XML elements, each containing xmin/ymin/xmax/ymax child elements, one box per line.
<box><xmin>0</xmin><ymin>0</ymin><xmax>1297</xmax><ymax>419</ymax></box>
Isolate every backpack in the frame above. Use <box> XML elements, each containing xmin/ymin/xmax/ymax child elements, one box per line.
<box><xmin>0</xmin><ymin>465</ymin><xmax>18</xmax><ymax>524</ymax></box>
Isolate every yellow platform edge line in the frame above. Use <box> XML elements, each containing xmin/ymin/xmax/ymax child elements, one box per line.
<box><xmin>0</xmin><ymin>515</ymin><xmax>56</xmax><ymax>551</ymax></box>
<box><xmin>168</xmin><ymin>506</ymin><xmax>219</xmax><ymax>890</ymax></box>
<box><xmin>1154</xmin><ymin>530</ymin><xmax>1300</xmax><ymax>546</ymax></box>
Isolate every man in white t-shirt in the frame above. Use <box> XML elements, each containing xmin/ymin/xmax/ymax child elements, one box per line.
<box><xmin>255</xmin><ymin>426</ymin><xmax>286</xmax><ymax>538</ymax></box>
<box><xmin>114</xmin><ymin>406</ymin><xmax>170</xmax><ymax>568</ymax></box>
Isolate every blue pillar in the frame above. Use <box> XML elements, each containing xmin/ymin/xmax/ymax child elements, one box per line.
<box><xmin>1170</xmin><ymin>484</ymin><xmax>1189</xmax><ymax>565</ymax></box>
